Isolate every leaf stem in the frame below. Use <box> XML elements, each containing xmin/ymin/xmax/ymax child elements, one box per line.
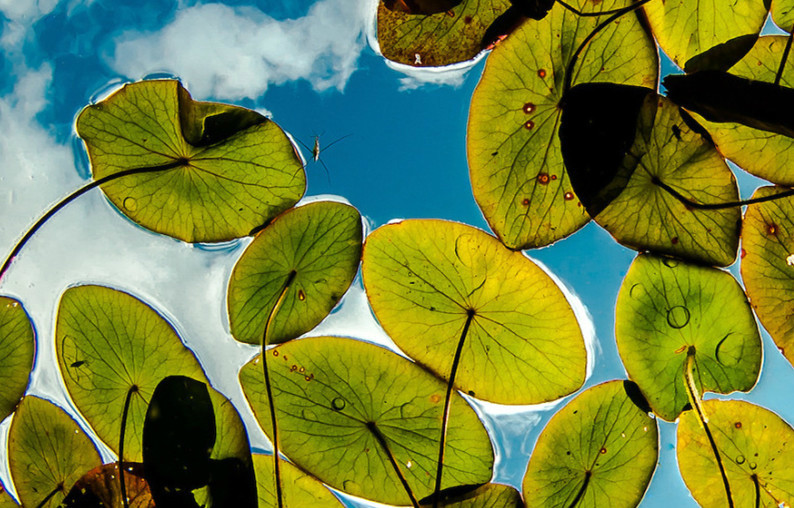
<box><xmin>651</xmin><ymin>176</ymin><xmax>794</xmax><ymax>210</ymax></box>
<box><xmin>36</xmin><ymin>483</ymin><xmax>63</xmax><ymax>508</ymax></box>
<box><xmin>563</xmin><ymin>0</ymin><xmax>653</xmax><ymax>94</ymax></box>
<box><xmin>683</xmin><ymin>346</ymin><xmax>734</xmax><ymax>508</ymax></box>
<box><xmin>261</xmin><ymin>269</ymin><xmax>297</xmax><ymax>508</ymax></box>
<box><xmin>366</xmin><ymin>421</ymin><xmax>420</xmax><ymax>508</ymax></box>
<box><xmin>119</xmin><ymin>384</ymin><xmax>138</xmax><ymax>508</ymax></box>
<box><xmin>0</xmin><ymin>160</ymin><xmax>188</xmax><ymax>285</ymax></box>
<box><xmin>751</xmin><ymin>474</ymin><xmax>760</xmax><ymax>508</ymax></box>
<box><xmin>568</xmin><ymin>470</ymin><xmax>591</xmax><ymax>508</ymax></box>
<box><xmin>774</xmin><ymin>26</ymin><xmax>794</xmax><ymax>87</ymax></box>
<box><xmin>432</xmin><ymin>308</ymin><xmax>476</xmax><ymax>508</ymax></box>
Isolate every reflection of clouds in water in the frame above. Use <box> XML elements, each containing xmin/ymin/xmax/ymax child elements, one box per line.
<box><xmin>110</xmin><ymin>0</ymin><xmax>373</xmax><ymax>100</ymax></box>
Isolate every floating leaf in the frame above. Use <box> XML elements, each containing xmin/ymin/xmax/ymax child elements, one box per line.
<box><xmin>468</xmin><ymin>0</ymin><xmax>657</xmax><ymax>249</ymax></box>
<box><xmin>523</xmin><ymin>381</ymin><xmax>658</xmax><ymax>507</ymax></box>
<box><xmin>643</xmin><ymin>0</ymin><xmax>767</xmax><ymax>69</ymax></box>
<box><xmin>240</xmin><ymin>337</ymin><xmax>494</xmax><ymax>506</ymax></box>
<box><xmin>228</xmin><ymin>201</ymin><xmax>362</xmax><ymax>345</ymax></box>
<box><xmin>362</xmin><ymin>219</ymin><xmax>585</xmax><ymax>404</ymax></box>
<box><xmin>593</xmin><ymin>94</ymin><xmax>741</xmax><ymax>267</ymax></box>
<box><xmin>0</xmin><ymin>484</ymin><xmax>16</xmax><ymax>508</ymax></box>
<box><xmin>419</xmin><ymin>483</ymin><xmax>523</xmax><ymax>507</ymax></box>
<box><xmin>56</xmin><ymin>285</ymin><xmax>207</xmax><ymax>461</ymax></box>
<box><xmin>615</xmin><ymin>254</ymin><xmax>761</xmax><ymax>421</ymax></box>
<box><xmin>254</xmin><ymin>455</ymin><xmax>342</xmax><ymax>507</ymax></box>
<box><xmin>741</xmin><ymin>186</ymin><xmax>794</xmax><ymax>367</ymax></box>
<box><xmin>682</xmin><ymin>34</ymin><xmax>758</xmax><ymax>73</ymax></box>
<box><xmin>8</xmin><ymin>396</ymin><xmax>102</xmax><ymax>508</ymax></box>
<box><xmin>61</xmin><ymin>463</ymin><xmax>153</xmax><ymax>508</ymax></box>
<box><xmin>0</xmin><ymin>296</ymin><xmax>34</xmax><ymax>421</ymax></box>
<box><xmin>377</xmin><ymin>0</ymin><xmax>510</xmax><ymax>67</ymax></box>
<box><xmin>669</xmin><ymin>36</ymin><xmax>794</xmax><ymax>184</ymax></box>
<box><xmin>678</xmin><ymin>400</ymin><xmax>794</xmax><ymax>507</ymax></box>
<box><xmin>772</xmin><ymin>0</ymin><xmax>794</xmax><ymax>32</ymax></box>
<box><xmin>76</xmin><ymin>79</ymin><xmax>305</xmax><ymax>242</ymax></box>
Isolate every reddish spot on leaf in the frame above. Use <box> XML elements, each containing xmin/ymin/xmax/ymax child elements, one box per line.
<box><xmin>735</xmin><ymin>422</ymin><xmax>742</xmax><ymax>429</ymax></box>
<box><xmin>464</xmin><ymin>15</ymin><xmax>473</xmax><ymax>23</ymax></box>
<box><xmin>525</xmin><ymin>120</ymin><xmax>535</xmax><ymax>130</ymax></box>
<box><xmin>671</xmin><ymin>237</ymin><xmax>679</xmax><ymax>244</ymax></box>
<box><xmin>768</xmin><ymin>223</ymin><xmax>778</xmax><ymax>235</ymax></box>
<box><xmin>537</xmin><ymin>173</ymin><xmax>550</xmax><ymax>184</ymax></box>
<box><xmin>523</xmin><ymin>102</ymin><xmax>536</xmax><ymax>114</ymax></box>
<box><xmin>741</xmin><ymin>248</ymin><xmax>746</xmax><ymax>258</ymax></box>
<box><xmin>522</xmin><ymin>198</ymin><xmax>530</xmax><ymax>206</ymax></box>
<box><xmin>600</xmin><ymin>447</ymin><xmax>607</xmax><ymax>454</ymax></box>
<box><xmin>551</xmin><ymin>175</ymin><xmax>557</xmax><ymax>180</ymax></box>
<box><xmin>564</xmin><ymin>192</ymin><xmax>574</xmax><ymax>200</ymax></box>
<box><xmin>538</xmin><ymin>69</ymin><xmax>547</xmax><ymax>78</ymax></box>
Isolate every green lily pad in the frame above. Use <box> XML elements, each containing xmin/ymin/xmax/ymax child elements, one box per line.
<box><xmin>362</xmin><ymin>219</ymin><xmax>585</xmax><ymax>404</ymax></box>
<box><xmin>593</xmin><ymin>94</ymin><xmax>741</xmax><ymax>267</ymax></box>
<box><xmin>615</xmin><ymin>254</ymin><xmax>761</xmax><ymax>421</ymax></box>
<box><xmin>420</xmin><ymin>483</ymin><xmax>523</xmax><ymax>507</ymax></box>
<box><xmin>239</xmin><ymin>337</ymin><xmax>494</xmax><ymax>506</ymax></box>
<box><xmin>0</xmin><ymin>484</ymin><xmax>17</xmax><ymax>507</ymax></box>
<box><xmin>678</xmin><ymin>400</ymin><xmax>794</xmax><ymax>507</ymax></box>
<box><xmin>741</xmin><ymin>186</ymin><xmax>794</xmax><ymax>367</ymax></box>
<box><xmin>56</xmin><ymin>284</ymin><xmax>207</xmax><ymax>461</ymax></box>
<box><xmin>467</xmin><ymin>0</ymin><xmax>657</xmax><ymax>249</ymax></box>
<box><xmin>523</xmin><ymin>380</ymin><xmax>658</xmax><ymax>507</ymax></box>
<box><xmin>377</xmin><ymin>0</ymin><xmax>510</xmax><ymax>67</ymax></box>
<box><xmin>61</xmin><ymin>463</ymin><xmax>153</xmax><ymax>508</ymax></box>
<box><xmin>0</xmin><ymin>296</ymin><xmax>34</xmax><ymax>421</ymax></box>
<box><xmin>677</xmin><ymin>36</ymin><xmax>794</xmax><ymax>184</ymax></box>
<box><xmin>227</xmin><ymin>201</ymin><xmax>362</xmax><ymax>346</ymax></box>
<box><xmin>773</xmin><ymin>0</ymin><xmax>794</xmax><ymax>31</ymax></box>
<box><xmin>76</xmin><ymin>79</ymin><xmax>305</xmax><ymax>243</ymax></box>
<box><xmin>254</xmin><ymin>455</ymin><xmax>341</xmax><ymax>507</ymax></box>
<box><xmin>8</xmin><ymin>396</ymin><xmax>102</xmax><ymax>508</ymax></box>
<box><xmin>643</xmin><ymin>0</ymin><xmax>767</xmax><ymax>69</ymax></box>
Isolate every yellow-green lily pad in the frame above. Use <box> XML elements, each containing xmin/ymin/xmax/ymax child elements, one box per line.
<box><xmin>227</xmin><ymin>201</ymin><xmax>362</xmax><ymax>346</ymax></box>
<box><xmin>254</xmin><ymin>455</ymin><xmax>342</xmax><ymax>507</ymax></box>
<box><xmin>0</xmin><ymin>296</ymin><xmax>34</xmax><ymax>422</ymax></box>
<box><xmin>678</xmin><ymin>400</ymin><xmax>794</xmax><ymax>507</ymax></box>
<box><xmin>772</xmin><ymin>0</ymin><xmax>794</xmax><ymax>31</ymax></box>
<box><xmin>240</xmin><ymin>337</ymin><xmax>494</xmax><ymax>506</ymax></box>
<box><xmin>523</xmin><ymin>380</ymin><xmax>658</xmax><ymax>507</ymax></box>
<box><xmin>76</xmin><ymin>79</ymin><xmax>305</xmax><ymax>243</ymax></box>
<box><xmin>615</xmin><ymin>254</ymin><xmax>761</xmax><ymax>421</ymax></box>
<box><xmin>467</xmin><ymin>0</ymin><xmax>657</xmax><ymax>249</ymax></box>
<box><xmin>362</xmin><ymin>219</ymin><xmax>585</xmax><ymax>404</ymax></box>
<box><xmin>8</xmin><ymin>396</ymin><xmax>102</xmax><ymax>508</ymax></box>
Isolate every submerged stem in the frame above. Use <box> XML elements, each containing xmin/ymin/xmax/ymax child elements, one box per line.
<box><xmin>0</xmin><ymin>161</ymin><xmax>187</xmax><ymax>285</ymax></box>
<box><xmin>568</xmin><ymin>470</ymin><xmax>591</xmax><ymax>508</ymax></box>
<box><xmin>651</xmin><ymin>176</ymin><xmax>794</xmax><ymax>210</ymax></box>
<box><xmin>118</xmin><ymin>385</ymin><xmax>138</xmax><ymax>508</ymax></box>
<box><xmin>261</xmin><ymin>270</ymin><xmax>297</xmax><ymax>508</ymax></box>
<box><xmin>563</xmin><ymin>0</ymin><xmax>653</xmax><ymax>94</ymax></box>
<box><xmin>774</xmin><ymin>26</ymin><xmax>794</xmax><ymax>87</ymax></box>
<box><xmin>367</xmin><ymin>421</ymin><xmax>420</xmax><ymax>508</ymax></box>
<box><xmin>432</xmin><ymin>309</ymin><xmax>476</xmax><ymax>508</ymax></box>
<box><xmin>36</xmin><ymin>484</ymin><xmax>63</xmax><ymax>508</ymax></box>
<box><xmin>683</xmin><ymin>347</ymin><xmax>734</xmax><ymax>508</ymax></box>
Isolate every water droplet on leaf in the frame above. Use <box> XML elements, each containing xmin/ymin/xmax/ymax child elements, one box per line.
<box><xmin>123</xmin><ymin>197</ymin><xmax>137</xmax><ymax>211</ymax></box>
<box><xmin>666</xmin><ymin>305</ymin><xmax>690</xmax><ymax>329</ymax></box>
<box><xmin>749</xmin><ymin>462</ymin><xmax>757</xmax><ymax>470</ymax></box>
<box><xmin>332</xmin><ymin>398</ymin><xmax>346</xmax><ymax>410</ymax></box>
<box><xmin>736</xmin><ymin>455</ymin><xmax>745</xmax><ymax>464</ymax></box>
<box><xmin>629</xmin><ymin>283</ymin><xmax>645</xmax><ymax>297</ymax></box>
<box><xmin>663</xmin><ymin>258</ymin><xmax>679</xmax><ymax>268</ymax></box>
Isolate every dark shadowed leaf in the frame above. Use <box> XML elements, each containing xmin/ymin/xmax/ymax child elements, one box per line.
<box><xmin>683</xmin><ymin>34</ymin><xmax>758</xmax><ymax>73</ymax></box>
<box><xmin>419</xmin><ymin>483</ymin><xmax>523</xmax><ymax>507</ymax></box>
<box><xmin>616</xmin><ymin>255</ymin><xmax>761</xmax><ymax>421</ymax></box>
<box><xmin>558</xmin><ymin>83</ymin><xmax>653</xmax><ymax>217</ymax></box>
<box><xmin>8</xmin><ymin>396</ymin><xmax>101</xmax><ymax>508</ymax></box>
<box><xmin>56</xmin><ymin>285</ymin><xmax>207</xmax><ymax>461</ymax></box>
<box><xmin>254</xmin><ymin>455</ymin><xmax>342</xmax><ymax>507</ymax></box>
<box><xmin>523</xmin><ymin>381</ymin><xmax>658</xmax><ymax>507</ymax></box>
<box><xmin>76</xmin><ymin>79</ymin><xmax>305</xmax><ymax>243</ymax></box>
<box><xmin>468</xmin><ymin>0</ymin><xmax>657</xmax><ymax>249</ymax></box>
<box><xmin>643</xmin><ymin>0</ymin><xmax>767</xmax><ymax>69</ymax></box>
<box><xmin>0</xmin><ymin>296</ymin><xmax>34</xmax><ymax>422</ymax></box>
<box><xmin>240</xmin><ymin>337</ymin><xmax>494</xmax><ymax>506</ymax></box>
<box><xmin>593</xmin><ymin>94</ymin><xmax>741</xmax><ymax>267</ymax></box>
<box><xmin>377</xmin><ymin>0</ymin><xmax>510</xmax><ymax>67</ymax></box>
<box><xmin>678</xmin><ymin>400</ymin><xmax>794</xmax><ymax>507</ymax></box>
<box><xmin>741</xmin><ymin>186</ymin><xmax>794</xmax><ymax>367</ymax></box>
<box><xmin>227</xmin><ymin>201</ymin><xmax>362</xmax><ymax>345</ymax></box>
<box><xmin>362</xmin><ymin>219</ymin><xmax>586</xmax><ymax>404</ymax></box>
<box><xmin>669</xmin><ymin>36</ymin><xmax>794</xmax><ymax>184</ymax></box>
<box><xmin>61</xmin><ymin>463</ymin><xmax>153</xmax><ymax>508</ymax></box>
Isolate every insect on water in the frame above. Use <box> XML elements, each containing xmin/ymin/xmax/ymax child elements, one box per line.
<box><xmin>295</xmin><ymin>133</ymin><xmax>351</xmax><ymax>184</ymax></box>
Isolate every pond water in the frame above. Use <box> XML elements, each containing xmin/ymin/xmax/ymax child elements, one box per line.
<box><xmin>1</xmin><ymin>1</ymin><xmax>793</xmax><ymax>506</ymax></box>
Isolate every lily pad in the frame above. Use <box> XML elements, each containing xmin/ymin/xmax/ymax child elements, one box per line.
<box><xmin>61</xmin><ymin>463</ymin><xmax>153</xmax><ymax>508</ymax></box>
<box><xmin>643</xmin><ymin>0</ymin><xmax>767</xmax><ymax>69</ymax></box>
<box><xmin>672</xmin><ymin>36</ymin><xmax>794</xmax><ymax>184</ymax></box>
<box><xmin>76</xmin><ymin>79</ymin><xmax>305</xmax><ymax>243</ymax></box>
<box><xmin>56</xmin><ymin>284</ymin><xmax>207</xmax><ymax>461</ymax></box>
<box><xmin>227</xmin><ymin>201</ymin><xmax>362</xmax><ymax>346</ymax></box>
<box><xmin>254</xmin><ymin>455</ymin><xmax>342</xmax><ymax>507</ymax></box>
<box><xmin>377</xmin><ymin>0</ymin><xmax>510</xmax><ymax>67</ymax></box>
<box><xmin>678</xmin><ymin>400</ymin><xmax>794</xmax><ymax>507</ymax></box>
<box><xmin>239</xmin><ymin>336</ymin><xmax>494</xmax><ymax>506</ymax></box>
<box><xmin>772</xmin><ymin>0</ymin><xmax>794</xmax><ymax>31</ymax></box>
<box><xmin>467</xmin><ymin>0</ymin><xmax>657</xmax><ymax>249</ymax></box>
<box><xmin>0</xmin><ymin>485</ymin><xmax>16</xmax><ymax>508</ymax></box>
<box><xmin>615</xmin><ymin>254</ymin><xmax>761</xmax><ymax>421</ymax></box>
<box><xmin>0</xmin><ymin>296</ymin><xmax>34</xmax><ymax>421</ymax></box>
<box><xmin>362</xmin><ymin>219</ymin><xmax>586</xmax><ymax>404</ymax></box>
<box><xmin>419</xmin><ymin>483</ymin><xmax>523</xmax><ymax>507</ymax></box>
<box><xmin>8</xmin><ymin>396</ymin><xmax>102</xmax><ymax>508</ymax></box>
<box><xmin>523</xmin><ymin>381</ymin><xmax>658</xmax><ymax>507</ymax></box>
<box><xmin>741</xmin><ymin>186</ymin><xmax>794</xmax><ymax>367</ymax></box>
<box><xmin>593</xmin><ymin>94</ymin><xmax>742</xmax><ymax>267</ymax></box>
